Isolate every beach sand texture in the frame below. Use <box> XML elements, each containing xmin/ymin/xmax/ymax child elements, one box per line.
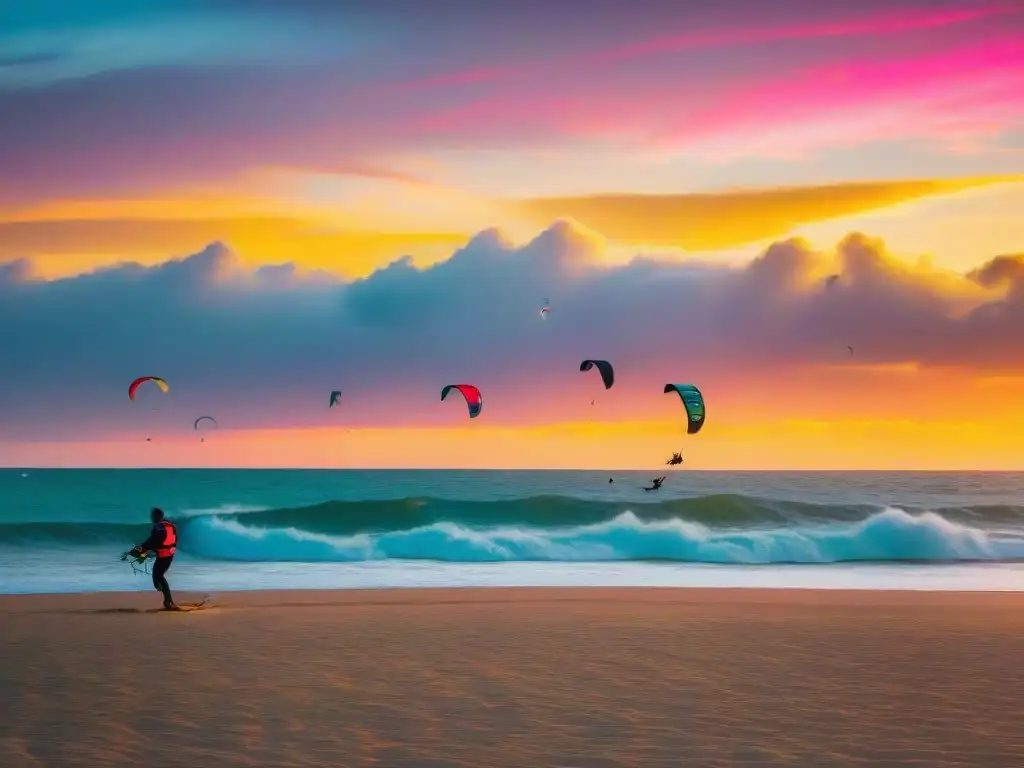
<box><xmin>3</xmin><ymin>588</ymin><xmax>1024</xmax><ymax>767</ymax></box>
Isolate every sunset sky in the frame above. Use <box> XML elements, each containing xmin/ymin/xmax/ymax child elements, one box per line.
<box><xmin>1</xmin><ymin>0</ymin><xmax>1023</xmax><ymax>469</ymax></box>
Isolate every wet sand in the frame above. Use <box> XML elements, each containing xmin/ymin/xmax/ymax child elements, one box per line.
<box><xmin>2</xmin><ymin>587</ymin><xmax>1024</xmax><ymax>767</ymax></box>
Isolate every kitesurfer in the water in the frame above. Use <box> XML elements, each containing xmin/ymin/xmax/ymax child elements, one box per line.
<box><xmin>643</xmin><ymin>476</ymin><xmax>666</xmax><ymax>492</ymax></box>
<box><xmin>128</xmin><ymin>507</ymin><xmax>178</xmax><ymax>610</ymax></box>
<box><xmin>608</xmin><ymin>477</ymin><xmax>614</xmax><ymax>484</ymax></box>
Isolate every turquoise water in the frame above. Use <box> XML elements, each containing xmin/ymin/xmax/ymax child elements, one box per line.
<box><xmin>2</xmin><ymin>469</ymin><xmax>1024</xmax><ymax>594</ymax></box>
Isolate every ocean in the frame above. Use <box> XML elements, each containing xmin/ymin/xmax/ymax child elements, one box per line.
<box><xmin>2</xmin><ymin>469</ymin><xmax>1024</xmax><ymax>595</ymax></box>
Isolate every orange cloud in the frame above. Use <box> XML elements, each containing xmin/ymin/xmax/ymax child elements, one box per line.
<box><xmin>516</xmin><ymin>178</ymin><xmax>1020</xmax><ymax>250</ymax></box>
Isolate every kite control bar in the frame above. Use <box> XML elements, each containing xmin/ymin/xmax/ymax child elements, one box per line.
<box><xmin>120</xmin><ymin>549</ymin><xmax>152</xmax><ymax>576</ymax></box>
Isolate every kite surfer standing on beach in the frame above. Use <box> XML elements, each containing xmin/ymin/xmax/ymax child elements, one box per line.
<box><xmin>126</xmin><ymin>507</ymin><xmax>179</xmax><ymax>610</ymax></box>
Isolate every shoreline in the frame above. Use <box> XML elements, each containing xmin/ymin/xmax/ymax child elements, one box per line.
<box><xmin>6</xmin><ymin>556</ymin><xmax>1024</xmax><ymax>598</ymax></box>
<box><xmin>5</xmin><ymin>584</ymin><xmax>1024</xmax><ymax>610</ymax></box>
<box><xmin>5</xmin><ymin>586</ymin><xmax>1024</xmax><ymax>766</ymax></box>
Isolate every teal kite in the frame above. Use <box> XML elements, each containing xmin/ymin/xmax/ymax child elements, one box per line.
<box><xmin>663</xmin><ymin>384</ymin><xmax>705</xmax><ymax>434</ymax></box>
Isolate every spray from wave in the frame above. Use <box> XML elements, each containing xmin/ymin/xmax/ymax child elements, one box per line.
<box><xmin>4</xmin><ymin>495</ymin><xmax>1024</xmax><ymax>565</ymax></box>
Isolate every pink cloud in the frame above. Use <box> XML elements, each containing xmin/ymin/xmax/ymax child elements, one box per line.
<box><xmin>655</xmin><ymin>36</ymin><xmax>1024</xmax><ymax>152</ymax></box>
<box><xmin>393</xmin><ymin>4</ymin><xmax>1019</xmax><ymax>92</ymax></box>
<box><xmin>407</xmin><ymin>35</ymin><xmax>1024</xmax><ymax>157</ymax></box>
<box><xmin>588</xmin><ymin>5</ymin><xmax>1017</xmax><ymax>65</ymax></box>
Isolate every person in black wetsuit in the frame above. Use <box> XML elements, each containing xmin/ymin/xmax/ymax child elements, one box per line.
<box><xmin>128</xmin><ymin>507</ymin><xmax>178</xmax><ymax>610</ymax></box>
<box><xmin>643</xmin><ymin>476</ymin><xmax>666</xmax><ymax>492</ymax></box>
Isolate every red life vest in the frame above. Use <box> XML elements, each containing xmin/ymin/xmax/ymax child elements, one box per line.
<box><xmin>155</xmin><ymin>521</ymin><xmax>177</xmax><ymax>558</ymax></box>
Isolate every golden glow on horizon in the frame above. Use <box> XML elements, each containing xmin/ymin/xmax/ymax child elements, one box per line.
<box><xmin>4</xmin><ymin>413</ymin><xmax>1023</xmax><ymax>470</ymax></box>
<box><xmin>3</xmin><ymin>364</ymin><xmax>1022</xmax><ymax>469</ymax></box>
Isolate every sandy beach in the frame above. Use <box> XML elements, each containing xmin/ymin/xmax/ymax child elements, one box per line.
<box><xmin>2</xmin><ymin>588</ymin><xmax>1024</xmax><ymax>767</ymax></box>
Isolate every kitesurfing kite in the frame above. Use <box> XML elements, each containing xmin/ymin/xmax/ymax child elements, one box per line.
<box><xmin>580</xmin><ymin>359</ymin><xmax>614</xmax><ymax>390</ymax></box>
<box><xmin>194</xmin><ymin>415</ymin><xmax>217</xmax><ymax>442</ymax></box>
<box><xmin>194</xmin><ymin>416</ymin><xmax>217</xmax><ymax>430</ymax></box>
<box><xmin>847</xmin><ymin>346</ymin><xmax>854</xmax><ymax>356</ymax></box>
<box><xmin>664</xmin><ymin>383</ymin><xmax>706</xmax><ymax>435</ymax></box>
<box><xmin>329</xmin><ymin>390</ymin><xmax>342</xmax><ymax>408</ymax></box>
<box><xmin>539</xmin><ymin>299</ymin><xmax>551</xmax><ymax>319</ymax></box>
<box><xmin>441</xmin><ymin>384</ymin><xmax>483</xmax><ymax>419</ymax></box>
<box><xmin>128</xmin><ymin>376</ymin><xmax>168</xmax><ymax>401</ymax></box>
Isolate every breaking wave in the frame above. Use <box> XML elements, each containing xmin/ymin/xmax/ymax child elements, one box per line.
<box><xmin>3</xmin><ymin>495</ymin><xmax>1024</xmax><ymax>565</ymax></box>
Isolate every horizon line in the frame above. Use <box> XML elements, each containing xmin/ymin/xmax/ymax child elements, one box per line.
<box><xmin>3</xmin><ymin>467</ymin><xmax>1021</xmax><ymax>474</ymax></box>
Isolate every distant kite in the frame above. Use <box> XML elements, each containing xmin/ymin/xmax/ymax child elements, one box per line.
<box><xmin>580</xmin><ymin>359</ymin><xmax>614</xmax><ymax>390</ymax></box>
<box><xmin>329</xmin><ymin>390</ymin><xmax>342</xmax><ymax>408</ymax></box>
<box><xmin>194</xmin><ymin>416</ymin><xmax>217</xmax><ymax>430</ymax></box>
<box><xmin>128</xmin><ymin>376</ymin><xmax>168</xmax><ymax>401</ymax></box>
